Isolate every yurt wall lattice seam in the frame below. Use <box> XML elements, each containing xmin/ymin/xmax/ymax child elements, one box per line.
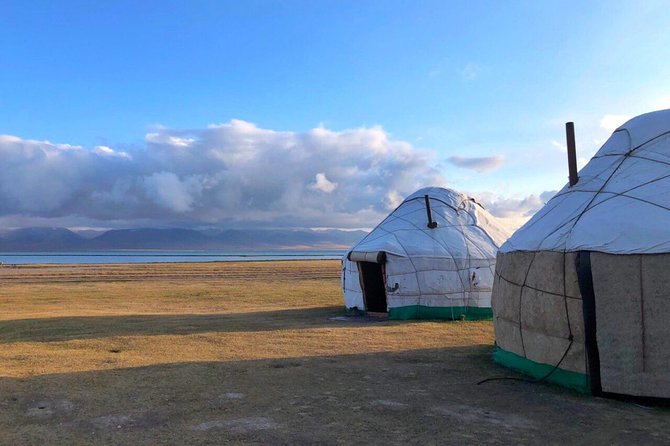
<box><xmin>386</xmin><ymin>229</ymin><xmax>426</xmax><ymax>309</ymax></box>
<box><xmin>392</xmin><ymin>213</ymin><xmax>470</xmax><ymax>311</ymax></box>
<box><xmin>516</xmin><ymin>252</ymin><xmax>537</xmax><ymax>357</ymax></box>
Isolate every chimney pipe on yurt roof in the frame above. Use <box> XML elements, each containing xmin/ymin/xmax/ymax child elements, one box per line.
<box><xmin>424</xmin><ymin>195</ymin><xmax>438</xmax><ymax>229</ymax></box>
<box><xmin>566</xmin><ymin>121</ymin><xmax>579</xmax><ymax>187</ymax></box>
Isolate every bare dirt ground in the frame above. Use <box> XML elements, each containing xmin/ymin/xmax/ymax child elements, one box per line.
<box><xmin>1</xmin><ymin>260</ymin><xmax>669</xmax><ymax>445</ymax></box>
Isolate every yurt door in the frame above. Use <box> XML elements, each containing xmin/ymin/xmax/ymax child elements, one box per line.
<box><xmin>358</xmin><ymin>262</ymin><xmax>388</xmax><ymax>313</ymax></box>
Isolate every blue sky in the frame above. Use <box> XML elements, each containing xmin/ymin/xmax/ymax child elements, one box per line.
<box><xmin>1</xmin><ymin>1</ymin><xmax>670</xmax><ymax>230</ymax></box>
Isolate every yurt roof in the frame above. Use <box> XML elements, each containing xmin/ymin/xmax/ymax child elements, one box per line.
<box><xmin>502</xmin><ymin>109</ymin><xmax>670</xmax><ymax>254</ymax></box>
<box><xmin>350</xmin><ymin>187</ymin><xmax>509</xmax><ymax>260</ymax></box>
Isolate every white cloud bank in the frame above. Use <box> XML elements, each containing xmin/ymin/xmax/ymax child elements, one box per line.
<box><xmin>477</xmin><ymin>190</ymin><xmax>557</xmax><ymax>231</ymax></box>
<box><xmin>0</xmin><ymin>121</ymin><xmax>551</xmax><ymax>232</ymax></box>
<box><xmin>0</xmin><ymin>121</ymin><xmax>450</xmax><ymax>229</ymax></box>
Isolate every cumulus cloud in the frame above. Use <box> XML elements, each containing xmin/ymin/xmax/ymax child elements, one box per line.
<box><xmin>309</xmin><ymin>173</ymin><xmax>337</xmax><ymax>193</ymax></box>
<box><xmin>447</xmin><ymin>155</ymin><xmax>505</xmax><ymax>173</ymax></box>
<box><xmin>143</xmin><ymin>171</ymin><xmax>202</xmax><ymax>213</ymax></box>
<box><xmin>0</xmin><ymin>121</ymin><xmax>446</xmax><ymax>229</ymax></box>
<box><xmin>476</xmin><ymin>190</ymin><xmax>557</xmax><ymax>231</ymax></box>
<box><xmin>384</xmin><ymin>190</ymin><xmax>404</xmax><ymax>210</ymax></box>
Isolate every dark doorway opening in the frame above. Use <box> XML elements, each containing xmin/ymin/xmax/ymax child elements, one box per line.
<box><xmin>358</xmin><ymin>262</ymin><xmax>387</xmax><ymax>313</ymax></box>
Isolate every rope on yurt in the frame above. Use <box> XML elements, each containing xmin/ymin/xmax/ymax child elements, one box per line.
<box><xmin>517</xmin><ymin>252</ymin><xmax>537</xmax><ymax>357</ymax></box>
<box><xmin>458</xmin><ymin>202</ymin><xmax>474</xmax><ymax>316</ymax></box>
<box><xmin>561</xmin><ymin>250</ymin><xmax>574</xmax><ymax>342</ymax></box>
<box><xmin>478</xmin><ymin>251</ymin><xmax>576</xmax><ymax>386</ymax></box>
<box><xmin>481</xmin><ymin>134</ymin><xmax>644</xmax><ymax>385</ymax></box>
<box><xmin>482</xmin><ymin>128</ymin><xmax>670</xmax><ymax>388</ymax></box>
<box><xmin>349</xmin><ymin>192</ymin><xmax>427</xmax><ymax>249</ymax></box>
<box><xmin>393</xmin><ymin>213</ymin><xmax>472</xmax><ymax>319</ymax></box>
<box><xmin>501</xmin><ymin>130</ymin><xmax>670</xmax><ymax>255</ymax></box>
<box><xmin>537</xmin><ymin>130</ymin><xmax>670</xmax><ymax>249</ymax></box>
<box><xmin>401</xmin><ymin>198</ymin><xmax>493</xmax><ymax>319</ymax></box>
<box><xmin>453</xmin><ymin>199</ymin><xmax>500</xmax><ymax>317</ymax></box>
<box><xmin>385</xmin><ymin>228</ymin><xmax>425</xmax><ymax>317</ymax></box>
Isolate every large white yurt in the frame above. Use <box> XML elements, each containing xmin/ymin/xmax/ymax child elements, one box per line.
<box><xmin>342</xmin><ymin>187</ymin><xmax>510</xmax><ymax>320</ymax></box>
<box><xmin>492</xmin><ymin>109</ymin><xmax>670</xmax><ymax>399</ymax></box>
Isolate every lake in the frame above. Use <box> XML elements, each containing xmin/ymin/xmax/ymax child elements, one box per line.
<box><xmin>0</xmin><ymin>250</ymin><xmax>346</xmax><ymax>265</ymax></box>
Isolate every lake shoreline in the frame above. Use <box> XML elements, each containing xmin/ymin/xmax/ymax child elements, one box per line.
<box><xmin>0</xmin><ymin>250</ymin><xmax>346</xmax><ymax>265</ymax></box>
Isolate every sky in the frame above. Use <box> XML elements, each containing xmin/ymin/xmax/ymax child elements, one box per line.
<box><xmin>1</xmin><ymin>0</ymin><xmax>670</xmax><ymax>231</ymax></box>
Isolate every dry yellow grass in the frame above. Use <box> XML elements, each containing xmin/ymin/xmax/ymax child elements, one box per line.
<box><xmin>0</xmin><ymin>260</ymin><xmax>492</xmax><ymax>378</ymax></box>
<box><xmin>0</xmin><ymin>261</ymin><xmax>342</xmax><ymax>318</ymax></box>
<box><xmin>1</xmin><ymin>260</ymin><xmax>668</xmax><ymax>445</ymax></box>
<box><xmin>1</xmin><ymin>322</ymin><xmax>492</xmax><ymax>377</ymax></box>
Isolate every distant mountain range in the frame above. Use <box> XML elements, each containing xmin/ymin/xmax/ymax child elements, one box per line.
<box><xmin>0</xmin><ymin>227</ymin><xmax>367</xmax><ymax>252</ymax></box>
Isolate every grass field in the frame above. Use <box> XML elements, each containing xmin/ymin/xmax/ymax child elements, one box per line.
<box><xmin>1</xmin><ymin>260</ymin><xmax>669</xmax><ymax>445</ymax></box>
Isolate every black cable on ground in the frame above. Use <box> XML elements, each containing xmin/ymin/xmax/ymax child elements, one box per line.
<box><xmin>479</xmin><ymin>251</ymin><xmax>575</xmax><ymax>387</ymax></box>
<box><xmin>477</xmin><ymin>336</ymin><xmax>574</xmax><ymax>385</ymax></box>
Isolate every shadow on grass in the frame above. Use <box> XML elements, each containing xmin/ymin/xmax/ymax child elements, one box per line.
<box><xmin>0</xmin><ymin>306</ymin><xmax>380</xmax><ymax>343</ymax></box>
<box><xmin>0</xmin><ymin>345</ymin><xmax>661</xmax><ymax>445</ymax></box>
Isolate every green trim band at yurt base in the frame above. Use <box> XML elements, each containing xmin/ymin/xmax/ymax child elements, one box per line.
<box><xmin>388</xmin><ymin>305</ymin><xmax>492</xmax><ymax>321</ymax></box>
<box><xmin>493</xmin><ymin>346</ymin><xmax>590</xmax><ymax>393</ymax></box>
<box><xmin>343</xmin><ymin>305</ymin><xmax>493</xmax><ymax>320</ymax></box>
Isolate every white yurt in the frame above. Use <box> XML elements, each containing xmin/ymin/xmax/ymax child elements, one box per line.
<box><xmin>342</xmin><ymin>187</ymin><xmax>510</xmax><ymax>320</ymax></box>
<box><xmin>492</xmin><ymin>109</ymin><xmax>670</xmax><ymax>399</ymax></box>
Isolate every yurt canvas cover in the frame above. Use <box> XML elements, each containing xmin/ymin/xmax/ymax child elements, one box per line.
<box><xmin>492</xmin><ymin>109</ymin><xmax>670</xmax><ymax>399</ymax></box>
<box><xmin>342</xmin><ymin>187</ymin><xmax>509</xmax><ymax>320</ymax></box>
